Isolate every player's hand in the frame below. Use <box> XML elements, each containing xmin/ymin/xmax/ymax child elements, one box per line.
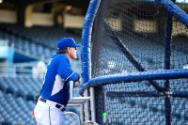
<box><xmin>75</xmin><ymin>79</ymin><xmax>80</xmax><ymax>86</ymax></box>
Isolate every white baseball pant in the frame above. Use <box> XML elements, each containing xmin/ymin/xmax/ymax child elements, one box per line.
<box><xmin>34</xmin><ymin>100</ymin><xmax>65</xmax><ymax>125</ymax></box>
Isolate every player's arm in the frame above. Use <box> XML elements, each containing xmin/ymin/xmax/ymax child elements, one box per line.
<box><xmin>68</xmin><ymin>72</ymin><xmax>80</xmax><ymax>87</ymax></box>
<box><xmin>57</xmin><ymin>58</ymin><xmax>80</xmax><ymax>85</ymax></box>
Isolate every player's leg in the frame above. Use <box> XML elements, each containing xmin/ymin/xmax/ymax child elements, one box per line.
<box><xmin>48</xmin><ymin>106</ymin><xmax>65</xmax><ymax>125</ymax></box>
<box><xmin>34</xmin><ymin>101</ymin><xmax>51</xmax><ymax>125</ymax></box>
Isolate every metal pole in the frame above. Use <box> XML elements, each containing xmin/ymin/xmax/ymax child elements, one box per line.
<box><xmin>90</xmin><ymin>87</ymin><xmax>96</xmax><ymax>121</ymax></box>
<box><xmin>81</xmin><ymin>0</ymin><xmax>101</xmax><ymax>122</ymax></box>
<box><xmin>164</xmin><ymin>0</ymin><xmax>175</xmax><ymax>124</ymax></box>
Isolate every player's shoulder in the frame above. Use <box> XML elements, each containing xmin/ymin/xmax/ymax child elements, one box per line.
<box><xmin>53</xmin><ymin>54</ymin><xmax>69</xmax><ymax>63</ymax></box>
<box><xmin>53</xmin><ymin>54</ymin><xmax>65</xmax><ymax>59</ymax></box>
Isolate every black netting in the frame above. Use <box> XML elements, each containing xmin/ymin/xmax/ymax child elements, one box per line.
<box><xmin>172</xmin><ymin>98</ymin><xmax>188</xmax><ymax>125</ymax></box>
<box><xmin>89</xmin><ymin>0</ymin><xmax>188</xmax><ymax>124</ymax></box>
<box><xmin>171</xmin><ymin>5</ymin><xmax>188</xmax><ymax>69</ymax></box>
<box><xmin>92</xmin><ymin>0</ymin><xmax>168</xmax><ymax>77</ymax></box>
<box><xmin>94</xmin><ymin>80</ymin><xmax>188</xmax><ymax>124</ymax></box>
<box><xmin>170</xmin><ymin>79</ymin><xmax>188</xmax><ymax>92</ymax></box>
<box><xmin>106</xmin><ymin>92</ymin><xmax>165</xmax><ymax>125</ymax></box>
<box><xmin>91</xmin><ymin>0</ymin><xmax>188</xmax><ymax>77</ymax></box>
<box><xmin>104</xmin><ymin>91</ymin><xmax>188</xmax><ymax>125</ymax></box>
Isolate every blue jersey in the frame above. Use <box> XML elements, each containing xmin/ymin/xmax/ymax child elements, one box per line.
<box><xmin>40</xmin><ymin>54</ymin><xmax>80</xmax><ymax>106</ymax></box>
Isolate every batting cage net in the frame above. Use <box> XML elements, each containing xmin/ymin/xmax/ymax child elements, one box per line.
<box><xmin>92</xmin><ymin>0</ymin><xmax>188</xmax><ymax>75</ymax></box>
<box><xmin>80</xmin><ymin>0</ymin><xmax>188</xmax><ymax>125</ymax></box>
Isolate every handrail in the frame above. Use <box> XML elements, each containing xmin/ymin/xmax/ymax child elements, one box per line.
<box><xmin>79</xmin><ymin>69</ymin><xmax>188</xmax><ymax>95</ymax></box>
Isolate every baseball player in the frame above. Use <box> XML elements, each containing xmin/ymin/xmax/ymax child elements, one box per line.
<box><xmin>34</xmin><ymin>37</ymin><xmax>80</xmax><ymax>125</ymax></box>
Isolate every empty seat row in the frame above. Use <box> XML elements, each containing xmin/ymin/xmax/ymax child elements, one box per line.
<box><xmin>0</xmin><ymin>74</ymin><xmax>81</xmax><ymax>100</ymax></box>
<box><xmin>0</xmin><ymin>76</ymin><xmax>42</xmax><ymax>100</ymax></box>
<box><xmin>0</xmin><ymin>91</ymin><xmax>36</xmax><ymax>125</ymax></box>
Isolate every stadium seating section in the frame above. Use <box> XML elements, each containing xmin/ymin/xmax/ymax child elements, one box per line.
<box><xmin>0</xmin><ymin>23</ymin><xmax>81</xmax><ymax>60</ymax></box>
<box><xmin>0</xmin><ymin>76</ymin><xmax>42</xmax><ymax>100</ymax></box>
<box><xmin>0</xmin><ymin>76</ymin><xmax>81</xmax><ymax>125</ymax></box>
<box><xmin>0</xmin><ymin>23</ymin><xmax>82</xmax><ymax>125</ymax></box>
<box><xmin>0</xmin><ymin>91</ymin><xmax>35</xmax><ymax>125</ymax></box>
<box><xmin>0</xmin><ymin>76</ymin><xmax>40</xmax><ymax>125</ymax></box>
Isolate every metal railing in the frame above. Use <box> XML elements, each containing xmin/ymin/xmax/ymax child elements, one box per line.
<box><xmin>0</xmin><ymin>62</ymin><xmax>46</xmax><ymax>77</ymax></box>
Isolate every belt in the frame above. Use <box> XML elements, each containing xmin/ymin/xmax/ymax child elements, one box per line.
<box><xmin>39</xmin><ymin>97</ymin><xmax>66</xmax><ymax>112</ymax></box>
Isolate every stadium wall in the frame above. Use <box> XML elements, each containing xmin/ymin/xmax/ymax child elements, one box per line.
<box><xmin>0</xmin><ymin>10</ymin><xmax>17</xmax><ymax>23</ymax></box>
<box><xmin>0</xmin><ymin>9</ymin><xmax>84</xmax><ymax>28</ymax></box>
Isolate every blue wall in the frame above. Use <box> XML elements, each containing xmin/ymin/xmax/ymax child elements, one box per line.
<box><xmin>0</xmin><ymin>46</ymin><xmax>14</xmax><ymax>63</ymax></box>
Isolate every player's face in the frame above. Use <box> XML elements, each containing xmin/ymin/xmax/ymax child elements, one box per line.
<box><xmin>67</xmin><ymin>47</ymin><xmax>77</xmax><ymax>60</ymax></box>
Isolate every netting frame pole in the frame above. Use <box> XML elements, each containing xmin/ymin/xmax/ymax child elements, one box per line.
<box><xmin>155</xmin><ymin>0</ymin><xmax>188</xmax><ymax>28</ymax></box>
<box><xmin>81</xmin><ymin>0</ymin><xmax>101</xmax><ymax>122</ymax></box>
<box><xmin>80</xmin><ymin>69</ymin><xmax>188</xmax><ymax>95</ymax></box>
<box><xmin>164</xmin><ymin>0</ymin><xmax>175</xmax><ymax>124</ymax></box>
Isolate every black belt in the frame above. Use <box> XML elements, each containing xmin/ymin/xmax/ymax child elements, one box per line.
<box><xmin>39</xmin><ymin>98</ymin><xmax>66</xmax><ymax>112</ymax></box>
